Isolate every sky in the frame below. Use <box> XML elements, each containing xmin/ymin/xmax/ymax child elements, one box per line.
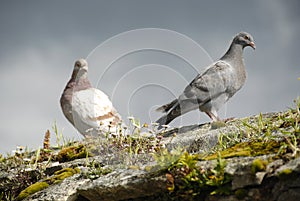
<box><xmin>0</xmin><ymin>0</ymin><xmax>299</xmax><ymax>154</ymax></box>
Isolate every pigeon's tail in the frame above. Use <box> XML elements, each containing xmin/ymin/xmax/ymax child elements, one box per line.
<box><xmin>156</xmin><ymin>103</ymin><xmax>182</xmax><ymax>129</ymax></box>
<box><xmin>156</xmin><ymin>99</ymin><xmax>178</xmax><ymax>113</ymax></box>
<box><xmin>155</xmin><ymin>115</ymin><xmax>169</xmax><ymax>129</ymax></box>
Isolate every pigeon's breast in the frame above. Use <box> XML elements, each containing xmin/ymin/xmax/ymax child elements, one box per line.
<box><xmin>224</xmin><ymin>60</ymin><xmax>247</xmax><ymax>98</ymax></box>
<box><xmin>71</xmin><ymin>88</ymin><xmax>122</xmax><ymax>136</ymax></box>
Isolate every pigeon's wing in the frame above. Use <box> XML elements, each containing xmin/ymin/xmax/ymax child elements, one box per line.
<box><xmin>72</xmin><ymin>88</ymin><xmax>122</xmax><ymax>134</ymax></box>
<box><xmin>181</xmin><ymin>61</ymin><xmax>235</xmax><ymax>105</ymax></box>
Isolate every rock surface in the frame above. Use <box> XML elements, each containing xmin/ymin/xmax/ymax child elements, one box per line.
<box><xmin>2</xmin><ymin>111</ymin><xmax>300</xmax><ymax>201</ymax></box>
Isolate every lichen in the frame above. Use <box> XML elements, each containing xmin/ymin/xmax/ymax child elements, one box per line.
<box><xmin>251</xmin><ymin>158</ymin><xmax>268</xmax><ymax>174</ymax></box>
<box><xmin>16</xmin><ymin>182</ymin><xmax>49</xmax><ymax>201</ymax></box>
<box><xmin>204</xmin><ymin>140</ymin><xmax>283</xmax><ymax>160</ymax></box>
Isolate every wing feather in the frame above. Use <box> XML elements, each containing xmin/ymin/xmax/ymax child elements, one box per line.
<box><xmin>182</xmin><ymin>61</ymin><xmax>234</xmax><ymax>103</ymax></box>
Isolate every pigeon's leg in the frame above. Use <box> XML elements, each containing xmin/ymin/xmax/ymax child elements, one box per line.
<box><xmin>205</xmin><ymin>111</ymin><xmax>221</xmax><ymax>122</ymax></box>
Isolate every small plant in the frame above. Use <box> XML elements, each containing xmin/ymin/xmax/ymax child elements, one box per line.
<box><xmin>0</xmin><ymin>168</ymin><xmax>42</xmax><ymax>201</ymax></box>
<box><xmin>52</xmin><ymin>121</ymin><xmax>75</xmax><ymax>149</ymax></box>
<box><xmin>206</xmin><ymin>98</ymin><xmax>300</xmax><ymax>160</ymax></box>
<box><xmin>164</xmin><ymin>151</ymin><xmax>231</xmax><ymax>199</ymax></box>
<box><xmin>82</xmin><ymin>161</ymin><xmax>112</xmax><ymax>180</ymax></box>
<box><xmin>240</xmin><ymin>113</ymin><xmax>275</xmax><ymax>140</ymax></box>
<box><xmin>153</xmin><ymin>147</ymin><xmax>185</xmax><ymax>170</ymax></box>
<box><xmin>85</xmin><ymin>116</ymin><xmax>166</xmax><ymax>166</ymax></box>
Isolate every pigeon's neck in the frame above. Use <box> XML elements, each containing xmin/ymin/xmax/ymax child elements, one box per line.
<box><xmin>220</xmin><ymin>42</ymin><xmax>247</xmax><ymax>87</ymax></box>
<box><xmin>68</xmin><ymin>69</ymin><xmax>92</xmax><ymax>91</ymax></box>
<box><xmin>220</xmin><ymin>43</ymin><xmax>244</xmax><ymax>63</ymax></box>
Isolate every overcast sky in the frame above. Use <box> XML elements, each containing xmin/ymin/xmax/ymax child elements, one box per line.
<box><xmin>0</xmin><ymin>1</ymin><xmax>299</xmax><ymax>154</ymax></box>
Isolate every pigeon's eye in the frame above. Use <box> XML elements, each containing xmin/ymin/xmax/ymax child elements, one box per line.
<box><xmin>244</xmin><ymin>35</ymin><xmax>250</xmax><ymax>40</ymax></box>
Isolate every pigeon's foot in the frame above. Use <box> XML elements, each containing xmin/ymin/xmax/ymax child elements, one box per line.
<box><xmin>210</xmin><ymin>117</ymin><xmax>235</xmax><ymax>129</ymax></box>
<box><xmin>224</xmin><ymin>117</ymin><xmax>235</xmax><ymax>123</ymax></box>
<box><xmin>210</xmin><ymin>121</ymin><xmax>226</xmax><ymax>129</ymax></box>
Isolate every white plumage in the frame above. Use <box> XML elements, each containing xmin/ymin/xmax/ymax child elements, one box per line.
<box><xmin>72</xmin><ymin>88</ymin><xmax>122</xmax><ymax>135</ymax></box>
<box><xmin>60</xmin><ymin>59</ymin><xmax>122</xmax><ymax>137</ymax></box>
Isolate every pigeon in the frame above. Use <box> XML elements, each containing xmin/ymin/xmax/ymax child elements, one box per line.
<box><xmin>156</xmin><ymin>32</ymin><xmax>255</xmax><ymax>128</ymax></box>
<box><xmin>60</xmin><ymin>59</ymin><xmax>123</xmax><ymax>137</ymax></box>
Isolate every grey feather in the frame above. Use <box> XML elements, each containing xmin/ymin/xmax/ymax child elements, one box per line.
<box><xmin>156</xmin><ymin>32</ymin><xmax>255</xmax><ymax>128</ymax></box>
<box><xmin>156</xmin><ymin>99</ymin><xmax>178</xmax><ymax>113</ymax></box>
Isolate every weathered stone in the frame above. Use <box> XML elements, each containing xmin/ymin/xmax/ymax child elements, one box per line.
<box><xmin>231</xmin><ymin>167</ymin><xmax>264</xmax><ymax>190</ymax></box>
<box><xmin>78</xmin><ymin>169</ymin><xmax>167</xmax><ymax>201</ymax></box>
<box><xmin>6</xmin><ymin>112</ymin><xmax>298</xmax><ymax>201</ymax></box>
<box><xmin>25</xmin><ymin>174</ymin><xmax>89</xmax><ymax>201</ymax></box>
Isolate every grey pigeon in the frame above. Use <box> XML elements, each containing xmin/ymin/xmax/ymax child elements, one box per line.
<box><xmin>156</xmin><ymin>32</ymin><xmax>255</xmax><ymax>128</ymax></box>
<box><xmin>60</xmin><ymin>59</ymin><xmax>123</xmax><ymax>137</ymax></box>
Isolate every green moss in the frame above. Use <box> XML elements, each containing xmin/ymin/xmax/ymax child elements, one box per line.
<box><xmin>204</xmin><ymin>140</ymin><xmax>282</xmax><ymax>160</ymax></box>
<box><xmin>54</xmin><ymin>167</ymin><xmax>80</xmax><ymax>175</ymax></box>
<box><xmin>235</xmin><ymin>189</ymin><xmax>247</xmax><ymax>200</ymax></box>
<box><xmin>278</xmin><ymin>168</ymin><xmax>294</xmax><ymax>180</ymax></box>
<box><xmin>16</xmin><ymin>182</ymin><xmax>49</xmax><ymax>201</ymax></box>
<box><xmin>144</xmin><ymin>165</ymin><xmax>155</xmax><ymax>172</ymax></box>
<box><xmin>56</xmin><ymin>144</ymin><xmax>92</xmax><ymax>162</ymax></box>
<box><xmin>16</xmin><ymin>167</ymin><xmax>81</xmax><ymax>199</ymax></box>
<box><xmin>128</xmin><ymin>165</ymin><xmax>140</xmax><ymax>170</ymax></box>
<box><xmin>47</xmin><ymin>167</ymin><xmax>80</xmax><ymax>184</ymax></box>
<box><xmin>251</xmin><ymin>158</ymin><xmax>268</xmax><ymax>174</ymax></box>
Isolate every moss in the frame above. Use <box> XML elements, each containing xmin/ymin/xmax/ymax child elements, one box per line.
<box><xmin>16</xmin><ymin>182</ymin><xmax>49</xmax><ymax>201</ymax></box>
<box><xmin>251</xmin><ymin>158</ymin><xmax>268</xmax><ymax>174</ymax></box>
<box><xmin>128</xmin><ymin>165</ymin><xmax>140</xmax><ymax>170</ymax></box>
<box><xmin>54</xmin><ymin>167</ymin><xmax>80</xmax><ymax>175</ymax></box>
<box><xmin>235</xmin><ymin>189</ymin><xmax>247</xmax><ymax>200</ymax></box>
<box><xmin>56</xmin><ymin>144</ymin><xmax>92</xmax><ymax>162</ymax></box>
<box><xmin>204</xmin><ymin>140</ymin><xmax>282</xmax><ymax>160</ymax></box>
<box><xmin>47</xmin><ymin>167</ymin><xmax>80</xmax><ymax>184</ymax></box>
<box><xmin>144</xmin><ymin>165</ymin><xmax>155</xmax><ymax>172</ymax></box>
<box><xmin>278</xmin><ymin>168</ymin><xmax>294</xmax><ymax>180</ymax></box>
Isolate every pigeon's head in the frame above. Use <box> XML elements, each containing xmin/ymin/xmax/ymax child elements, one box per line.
<box><xmin>74</xmin><ymin>59</ymin><xmax>88</xmax><ymax>72</ymax></box>
<box><xmin>234</xmin><ymin>32</ymin><xmax>255</xmax><ymax>50</ymax></box>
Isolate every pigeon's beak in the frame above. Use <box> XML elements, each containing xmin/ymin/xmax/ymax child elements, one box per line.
<box><xmin>249</xmin><ymin>42</ymin><xmax>256</xmax><ymax>50</ymax></box>
<box><xmin>82</xmin><ymin>65</ymin><xmax>88</xmax><ymax>71</ymax></box>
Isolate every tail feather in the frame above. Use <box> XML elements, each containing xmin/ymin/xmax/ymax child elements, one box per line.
<box><xmin>156</xmin><ymin>103</ymin><xmax>182</xmax><ymax>129</ymax></box>
<box><xmin>155</xmin><ymin>115</ymin><xmax>169</xmax><ymax>129</ymax></box>
<box><xmin>156</xmin><ymin>99</ymin><xmax>178</xmax><ymax>113</ymax></box>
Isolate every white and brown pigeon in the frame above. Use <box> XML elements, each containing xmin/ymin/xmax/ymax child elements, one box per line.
<box><xmin>156</xmin><ymin>32</ymin><xmax>255</xmax><ymax>128</ymax></box>
<box><xmin>60</xmin><ymin>59</ymin><xmax>123</xmax><ymax>137</ymax></box>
